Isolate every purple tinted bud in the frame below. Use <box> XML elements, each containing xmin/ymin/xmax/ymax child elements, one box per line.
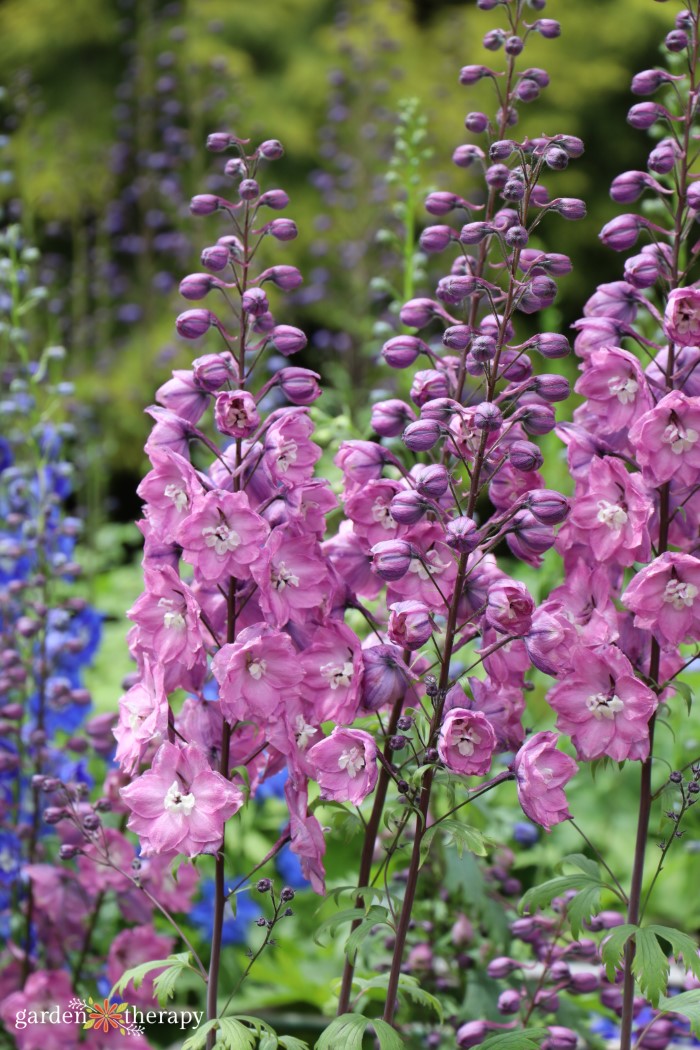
<box><xmin>568</xmin><ymin>972</ymin><xmax>600</xmax><ymax>994</ymax></box>
<box><xmin>190</xmin><ymin>194</ymin><xmax>233</xmax><ymax>215</ymax></box>
<box><xmin>371</xmin><ymin>399</ymin><xmax>415</xmax><ymax>437</ymax></box>
<box><xmin>411</xmin><ymin>369</ymin><xmax>450</xmax><ymax>407</ymax></box>
<box><xmin>371</xmin><ymin>540</ymin><xmax>413</xmax><ymax>581</ymax></box>
<box><xmin>474</xmin><ymin>402</ymin><xmax>502</xmax><ymax>431</ymax></box>
<box><xmin>175</xmin><ymin>308</ymin><xmax>216</xmax><ymax>339</ymax></box>
<box><xmin>503</xmin><ymin>178</ymin><xmax>526</xmax><ymax>202</ymax></box>
<box><xmin>530</xmin><ymin>185</ymin><xmax>551</xmax><ymax>208</ymax></box>
<box><xmin>457</xmin><ymin>1021</ymin><xmax>489</xmax><ymax>1049</ymax></box>
<box><xmin>382</xmin><ymin>335</ymin><xmax>427</xmax><ymax>368</ymax></box>
<box><xmin>238</xmin><ymin>178</ymin><xmax>260</xmax><ymax>200</ymax></box>
<box><xmin>425</xmin><ymin>191</ymin><xmax>461</xmax><ymax>215</ymax></box>
<box><xmin>624</xmin><ymin>251</ymin><xmax>661</xmax><ymax>289</ymax></box>
<box><xmin>414</xmin><ymin>464</ymin><xmax>449</xmax><ymax>497</ymax></box>
<box><xmin>510</xmin><ymin>440</ymin><xmax>544</xmax><ymax>472</ymax></box>
<box><xmin>628</xmin><ymin>102</ymin><xmax>667</xmax><ymax>129</ymax></box>
<box><xmin>586</xmin><ymin>909</ymin><xmax>625</xmax><ymax>930</ymax></box>
<box><xmin>533</xmin><ymin>333</ymin><xmax>570</xmax><ymax>358</ymax></box>
<box><xmin>400</xmin><ymin>298</ymin><xmax>441</xmax><ymax>328</ymax></box>
<box><xmin>600</xmin><ymin>213</ymin><xmax>643</xmax><ymax>251</ymax></box>
<box><xmin>532</xmin><ymin>18</ymin><xmax>561</xmax><ymax>37</ymax></box>
<box><xmin>267</xmin><ymin>218</ymin><xmax>298</xmax><ymax>241</ymax></box>
<box><xmin>459</xmin><ymin>65</ymin><xmax>496</xmax><ymax>85</ymax></box>
<box><xmin>179</xmin><ymin>273</ymin><xmax>217</xmax><ymax>300</ymax></box>
<box><xmin>631</xmin><ymin>69</ymin><xmax>681</xmax><ymax>95</ymax></box>
<box><xmin>545</xmin><ymin>147</ymin><xmax>569</xmax><ymax>171</ymax></box>
<box><xmin>520</xmin><ymin>403</ymin><xmax>556</xmax><ymax>435</ymax></box>
<box><xmin>437</xmin><ymin>275</ymin><xmax>478</xmax><ymax>304</ymax></box>
<box><xmin>420</xmin><ymin>225</ymin><xmax>455</xmax><ymax>253</ymax></box>
<box><xmin>485</xmin><ymin>163</ymin><xmax>510</xmax><ymax>189</ymax></box>
<box><xmin>549</xmin><ymin>198</ymin><xmax>586</xmax><ymax>220</ymax></box>
<box><xmin>258</xmin><ymin>264</ymin><xmax>303</xmax><ymax>290</ymax></box>
<box><xmin>421</xmin><ymin>398</ymin><xmax>459</xmax><ymax>422</ymax></box>
<box><xmin>489</xmin><ymin>139</ymin><xmax>518</xmax><ymax>160</ymax></box>
<box><xmin>258</xmin><ymin>139</ymin><xmax>284</xmax><ymax>159</ymax></box>
<box><xmin>253</xmin><ymin>312</ymin><xmax>275</xmax><ymax>334</ymax></box>
<box><xmin>666</xmin><ymin>29</ymin><xmax>688</xmax><ymax>52</ymax></box>
<box><xmin>241</xmin><ymin>287</ymin><xmax>269</xmax><ymax>316</ymax></box>
<box><xmin>487</xmin><ymin>957</ymin><xmax>522</xmax><ymax>979</ymax></box>
<box><xmin>224</xmin><ymin>157</ymin><xmax>247</xmax><ymax>179</ymax></box>
<box><xmin>477</xmin><ymin>0</ymin><xmax>500</xmax><ymax>7</ymax></box>
<box><xmin>460</xmin><ymin>222</ymin><xmax>496</xmax><ymax>245</ymax></box>
<box><xmin>505</xmin><ymin>35</ymin><xmax>524</xmax><ymax>55</ymax></box>
<box><xmin>217</xmin><ymin>234</ymin><xmax>244</xmax><ymax>261</ymax></box>
<box><xmin>686</xmin><ymin>182</ymin><xmax>700</xmax><ymax>211</ymax></box>
<box><xmin>532</xmin><ymin>374</ymin><xmax>570</xmax><ymax>402</ymax></box>
<box><xmin>498</xmin><ymin>989</ymin><xmax>522</xmax><ymax>1015</ymax></box>
<box><xmin>452</xmin><ymin>144</ymin><xmax>485</xmax><ymax>168</ymax></box>
<box><xmin>472</xmin><ymin>335</ymin><xmax>497</xmax><ymax>362</ymax></box>
<box><xmin>515</xmin><ymin>78</ymin><xmax>541</xmax><ymax>103</ymax></box>
<box><xmin>360</xmin><ymin>645</ymin><xmax>410</xmax><ymax>711</ymax></box>
<box><xmin>466</xmin><ymin>111</ymin><xmax>490</xmax><ymax>133</ymax></box>
<box><xmin>390</xmin><ymin>491</ymin><xmax>430</xmax><ymax>525</ymax></box>
<box><xmin>278</xmin><ymin>367</ymin><xmax>321</xmax><ymax>405</ymax></box>
<box><xmin>483</xmin><ymin>29</ymin><xmax>505</xmax><ymax>51</ymax></box>
<box><xmin>403</xmin><ymin>419</ymin><xmax>442</xmax><ymax>451</ymax></box>
<box><xmin>493</xmin><ymin>207</ymin><xmax>520</xmax><ymax>232</ymax></box>
<box><xmin>206</xmin><ymin>132</ymin><xmax>235</xmax><ymax>151</ymax></box>
<box><xmin>610</xmin><ymin>170</ymin><xmax>665</xmax><ymax>203</ymax></box>
<box><xmin>522</xmin><ymin>67</ymin><xmax>551</xmax><ymax>88</ymax></box>
<box><xmin>192</xmin><ymin>352</ymin><xmax>238</xmax><ymax>391</ymax></box>
<box><xmin>498</xmin><ymin>348</ymin><xmax>532</xmax><ymax>381</ymax></box>
<box><xmin>200</xmin><ymin>244</ymin><xmax>230</xmax><ymax>272</ymax></box>
<box><xmin>258</xmin><ymin>189</ymin><xmax>289</xmax><ymax>210</ymax></box>
<box><xmin>446</xmin><ymin>516</ymin><xmax>479</xmax><ymax>553</ymax></box>
<box><xmin>443</xmin><ymin>325</ymin><xmax>472</xmax><ymax>351</ymax></box>
<box><xmin>269</xmin><ymin>325</ymin><xmax>307</xmax><ymax>356</ymax></box>
<box><xmin>648</xmin><ymin>137</ymin><xmax>680</xmax><ymax>174</ymax></box>
<box><xmin>527</xmin><ymin>489</ymin><xmax>569</xmax><ymax>524</ymax></box>
<box><xmin>59</xmin><ymin>845</ymin><xmax>81</xmax><ymax>860</ymax></box>
<box><xmin>553</xmin><ymin>134</ymin><xmax>584</xmax><ymax>157</ymax></box>
<box><xmin>544</xmin><ymin>1026</ymin><xmax>578</xmax><ymax>1050</ymax></box>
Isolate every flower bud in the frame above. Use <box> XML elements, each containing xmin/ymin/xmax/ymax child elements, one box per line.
<box><xmin>498</xmin><ymin>989</ymin><xmax>522</xmax><ymax>1014</ymax></box>
<box><xmin>258</xmin><ymin>189</ymin><xmax>289</xmax><ymax>209</ymax></box>
<box><xmin>192</xmin><ymin>352</ymin><xmax>238</xmax><ymax>391</ymax></box>
<box><xmin>371</xmin><ymin>399</ymin><xmax>415</xmax><ymax>437</ymax></box>
<box><xmin>360</xmin><ymin>644</ymin><xmax>410</xmax><ymax>711</ymax></box>
<box><xmin>225</xmin><ymin>157</ymin><xmax>247</xmax><ymax>179</ymax></box>
<box><xmin>599</xmin><ymin>213</ymin><xmax>643</xmax><ymax>251</ymax></box>
<box><xmin>648</xmin><ymin>137</ymin><xmax>680</xmax><ymax>174</ymax></box>
<box><xmin>413</xmin><ymin>464</ymin><xmax>449</xmax><ymax>498</ymax></box>
<box><xmin>489</xmin><ymin>139</ymin><xmax>518</xmax><ymax>161</ymax></box>
<box><xmin>460</xmin><ymin>221</ymin><xmax>496</xmax><ymax>245</ymax></box>
<box><xmin>505</xmin><ymin>35</ymin><xmax>524</xmax><ymax>55</ymax></box>
<box><xmin>258</xmin><ymin>264</ymin><xmax>302</xmax><ymax>290</ymax></box>
<box><xmin>503</xmin><ymin>178</ymin><xmax>525</xmax><ymax>202</ymax></box>
<box><xmin>382</xmin><ymin>335</ymin><xmax>427</xmax><ymax>368</ymax></box>
<box><xmin>207</xmin><ymin>132</ymin><xmax>236</xmax><ymax>151</ymax></box>
<box><xmin>419</xmin><ymin>225</ymin><xmax>455</xmax><ymax>253</ymax></box>
<box><xmin>544</xmin><ymin>1026</ymin><xmax>578</xmax><ymax>1050</ymax></box>
<box><xmin>411</xmin><ymin>369</ymin><xmax>450</xmax><ymax>407</ymax></box>
<box><xmin>631</xmin><ymin>69</ymin><xmax>681</xmax><ymax>95</ymax></box>
<box><xmin>483</xmin><ymin>28</ymin><xmax>505</xmax><ymax>50</ymax></box>
<box><xmin>371</xmin><ymin>540</ymin><xmax>413</xmax><ymax>581</ymax></box>
<box><xmin>452</xmin><ymin>144</ymin><xmax>485</xmax><ymax>168</ymax></box>
<box><xmin>390</xmin><ymin>490</ymin><xmax>429</xmax><ymax>525</ymax></box>
<box><xmin>523</xmin><ymin>67</ymin><xmax>552</xmax><ymax>89</ymax></box>
<box><xmin>505</xmin><ymin>225</ymin><xmax>529</xmax><ymax>248</ymax></box>
<box><xmin>238</xmin><ymin>178</ymin><xmax>260</xmax><ymax>200</ymax></box>
<box><xmin>666</xmin><ymin>29</ymin><xmax>689</xmax><ymax>52</ymax></box>
<box><xmin>457</xmin><ymin>1021</ymin><xmax>489</xmax><ymax>1049</ymax></box>
<box><xmin>425</xmin><ymin>191</ymin><xmax>461</xmax><ymax>215</ymax></box>
<box><xmin>446</xmin><ymin>516</ymin><xmax>479</xmax><ymax>553</ymax></box>
<box><xmin>258</xmin><ymin>139</ymin><xmax>284</xmax><ymax>159</ymax></box>
<box><xmin>443</xmin><ymin>325</ymin><xmax>472</xmax><ymax>351</ymax></box>
<box><xmin>531</xmin><ymin>333</ymin><xmax>570</xmax><ymax>358</ymax></box>
<box><xmin>400</xmin><ymin>298</ymin><xmax>441</xmax><ymax>328</ymax></box>
<box><xmin>175</xmin><ymin>309</ymin><xmax>216</xmax><ymax>339</ymax></box>
<box><xmin>487</xmin><ymin>957</ymin><xmax>522</xmax><ymax>979</ymax></box>
<box><xmin>459</xmin><ymin>65</ymin><xmax>496</xmax><ymax>85</ymax></box>
<box><xmin>527</xmin><ymin>489</ymin><xmax>569</xmax><ymax>524</ymax></box>
<box><xmin>474</xmin><ymin>402</ymin><xmax>502</xmax><ymax>431</ymax></box>
<box><xmin>267</xmin><ymin>218</ymin><xmax>298</xmax><ymax>241</ymax></box>
<box><xmin>549</xmin><ymin>198</ymin><xmax>586</xmax><ymax>220</ymax></box>
<box><xmin>466</xmin><ymin>111</ymin><xmax>489</xmax><ymax>133</ymax></box>
<box><xmin>388</xmin><ymin>600</ymin><xmax>434</xmax><ymax>649</ymax></box>
<box><xmin>544</xmin><ymin>146</ymin><xmax>569</xmax><ymax>170</ymax></box>
<box><xmin>269</xmin><ymin>325</ymin><xmax>307</xmax><ymax>356</ymax></box>
<box><xmin>421</xmin><ymin>398</ymin><xmax>460</xmax><ymax>422</ymax></box>
<box><xmin>190</xmin><ymin>194</ymin><xmax>234</xmax><ymax>215</ymax></box>
<box><xmin>277</xmin><ymin>367</ymin><xmax>321</xmax><ymax>405</ymax></box>
<box><xmin>532</xmin><ymin>18</ymin><xmax>560</xmax><ymax>37</ymax></box>
<box><xmin>200</xmin><ymin>244</ymin><xmax>230</xmax><ymax>271</ymax></box>
<box><xmin>59</xmin><ymin>844</ymin><xmax>81</xmax><ymax>860</ymax></box>
<box><xmin>627</xmin><ymin>102</ymin><xmax>666</xmax><ymax>129</ymax></box>
<box><xmin>436</xmin><ymin>275</ymin><xmax>478</xmax><ymax>305</ymax></box>
<box><xmin>520</xmin><ymin>403</ymin><xmax>556</xmax><ymax>435</ymax></box>
<box><xmin>403</xmin><ymin>419</ymin><xmax>442</xmax><ymax>451</ymax></box>
<box><xmin>509</xmin><ymin>439</ymin><xmax>544</xmax><ymax>472</ymax></box>
<box><xmin>532</xmin><ymin>374</ymin><xmax>570</xmax><ymax>403</ymax></box>
<box><xmin>486</xmin><ymin>163</ymin><xmax>510</xmax><ymax>189</ymax></box>
<box><xmin>568</xmin><ymin>972</ymin><xmax>599</xmax><ymax>994</ymax></box>
<box><xmin>241</xmin><ymin>287</ymin><xmax>269</xmax><ymax>317</ymax></box>
<box><xmin>179</xmin><ymin>273</ymin><xmax>219</xmax><ymax>300</ymax></box>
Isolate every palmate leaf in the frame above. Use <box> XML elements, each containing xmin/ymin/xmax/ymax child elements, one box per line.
<box><xmin>351</xmin><ymin>973</ymin><xmax>444</xmax><ymax>1021</ymax></box>
<box><xmin>315</xmin><ymin>1014</ymin><xmax>405</xmax><ymax>1050</ymax></box>
<box><xmin>479</xmin><ymin>1029</ymin><xmax>549</xmax><ymax>1050</ymax></box>
<box><xmin>601</xmin><ymin>924</ymin><xmax>700</xmax><ymax>1007</ymax></box>
<box><xmin>658</xmin><ymin>989</ymin><xmax>700</xmax><ymax>1035</ymax></box>
<box><xmin>110</xmin><ymin>951</ymin><xmax>197</xmax><ymax>1006</ymax></box>
<box><xmin>182</xmin><ymin>1015</ymin><xmax>275</xmax><ymax>1050</ymax></box>
<box><xmin>420</xmin><ymin>819</ymin><xmax>488</xmax><ymax>867</ymax></box>
<box><xmin>519</xmin><ymin>854</ymin><xmax>609</xmax><ymax>937</ymax></box>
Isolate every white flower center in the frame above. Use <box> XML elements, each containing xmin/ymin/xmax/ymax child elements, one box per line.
<box><xmin>320</xmin><ymin>660</ymin><xmax>354</xmax><ymax>690</ymax></box>
<box><xmin>247</xmin><ymin>657</ymin><xmax>267</xmax><ymax>680</ymax></box>
<box><xmin>662</xmin><ymin>422</ymin><xmax>699</xmax><ymax>455</ymax></box>
<box><xmin>585</xmin><ymin>692</ymin><xmax>624</xmax><ymax>720</ymax></box>
<box><xmin>338</xmin><ymin>746</ymin><xmax>365</xmax><ymax>778</ymax></box>
<box><xmin>675</xmin><ymin>306</ymin><xmax>700</xmax><ymax>336</ymax></box>
<box><xmin>163</xmin><ymin>780</ymin><xmax>196</xmax><ymax>815</ymax></box>
<box><xmin>164</xmin><ymin>482</ymin><xmax>189</xmax><ymax>512</ymax></box>
<box><xmin>202</xmin><ymin>522</ymin><xmax>241</xmax><ymax>556</ymax></box>
<box><xmin>272</xmin><ymin>562</ymin><xmax>300</xmax><ymax>590</ymax></box>
<box><xmin>371</xmin><ymin>499</ymin><xmax>396</xmax><ymax>531</ymax></box>
<box><xmin>456</xmin><ymin>728</ymin><xmax>481</xmax><ymax>757</ymax></box>
<box><xmin>226</xmin><ymin>404</ymin><xmax>251</xmax><ymax>428</ymax></box>
<box><xmin>607</xmin><ymin>376</ymin><xmax>638</xmax><ymax>405</ymax></box>
<box><xmin>596</xmin><ymin>499</ymin><xmax>628</xmax><ymax>531</ymax></box>
<box><xmin>663</xmin><ymin>579</ymin><xmax>698</xmax><ymax>609</ymax></box>
<box><xmin>408</xmin><ymin>551</ymin><xmax>450</xmax><ymax>581</ymax></box>
<box><xmin>295</xmin><ymin>714</ymin><xmax>316</xmax><ymax>750</ymax></box>
<box><xmin>276</xmin><ymin>439</ymin><xmax>298</xmax><ymax>473</ymax></box>
<box><xmin>158</xmin><ymin>597</ymin><xmax>185</xmax><ymax>630</ymax></box>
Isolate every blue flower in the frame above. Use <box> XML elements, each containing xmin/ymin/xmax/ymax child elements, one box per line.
<box><xmin>0</xmin><ymin>831</ymin><xmax>21</xmax><ymax>886</ymax></box>
<box><xmin>255</xmin><ymin>767</ymin><xmax>288</xmax><ymax>803</ymax></box>
<box><xmin>275</xmin><ymin>843</ymin><xmax>309</xmax><ymax>890</ymax></box>
<box><xmin>190</xmin><ymin>880</ymin><xmax>258</xmax><ymax>945</ymax></box>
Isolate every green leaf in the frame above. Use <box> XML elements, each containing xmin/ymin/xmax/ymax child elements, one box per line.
<box><xmin>519</xmin><ymin>857</ymin><xmax>611</xmax><ymax>938</ymax></box>
<box><xmin>658</xmin><ymin>989</ymin><xmax>700</xmax><ymax>1035</ymax></box>
<box><xmin>278</xmin><ymin>1037</ymin><xmax>312</xmax><ymax>1050</ymax></box>
<box><xmin>600</xmin><ymin>924</ymin><xmax>637</xmax><ymax>980</ymax></box>
<box><xmin>601</xmin><ymin>924</ymin><xmax>700</xmax><ymax>1007</ymax></box>
<box><xmin>345</xmin><ymin>905</ymin><xmax>392</xmax><ymax>962</ymax></box>
<box><xmin>315</xmin><ymin>1014</ymin><xmax>405</xmax><ymax>1050</ymax></box>
<box><xmin>313</xmin><ymin>907</ymin><xmax>365</xmax><ymax>948</ymax></box>
<box><xmin>352</xmin><ymin>973</ymin><xmax>444</xmax><ymax>1021</ymax></box>
<box><xmin>182</xmin><ymin>1016</ymin><xmax>274</xmax><ymax>1050</ymax></box>
<box><xmin>634</xmin><ymin>927</ymin><xmax>672</xmax><ymax>1006</ymax></box>
<box><xmin>110</xmin><ymin>951</ymin><xmax>196</xmax><ymax>1006</ymax></box>
<box><xmin>676</xmin><ymin>679</ymin><xmax>693</xmax><ymax>715</ymax></box>
<box><xmin>479</xmin><ymin>1029</ymin><xmax>549</xmax><ymax>1050</ymax></box>
<box><xmin>420</xmin><ymin>819</ymin><xmax>488</xmax><ymax>866</ymax></box>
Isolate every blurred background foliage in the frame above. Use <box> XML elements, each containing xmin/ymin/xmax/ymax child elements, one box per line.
<box><xmin>0</xmin><ymin>0</ymin><xmax>672</xmax><ymax>505</ymax></box>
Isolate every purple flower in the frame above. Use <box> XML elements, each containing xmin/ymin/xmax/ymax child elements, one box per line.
<box><xmin>308</xmin><ymin>727</ymin><xmax>378</xmax><ymax>805</ymax></box>
<box><xmin>438</xmin><ymin>709</ymin><xmax>497</xmax><ymax>776</ymax></box>
<box><xmin>623</xmin><ymin>551</ymin><xmax>700</xmax><ymax>649</ymax></box>
<box><xmin>513</xmin><ymin>731</ymin><xmax>577</xmax><ymax>831</ymax></box>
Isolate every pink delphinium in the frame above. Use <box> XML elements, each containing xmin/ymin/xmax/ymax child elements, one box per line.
<box><xmin>438</xmin><ymin>709</ymin><xmax>497</xmax><ymax>776</ymax></box>
<box><xmin>513</xmin><ymin>731</ymin><xmax>577</xmax><ymax>832</ymax></box>
<box><xmin>622</xmin><ymin>551</ymin><xmax>700</xmax><ymax>649</ymax></box>
<box><xmin>307</xmin><ymin>727</ymin><xmax>378</xmax><ymax>805</ymax></box>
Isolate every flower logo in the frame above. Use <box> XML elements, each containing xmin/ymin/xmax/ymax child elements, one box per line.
<box><xmin>74</xmin><ymin>996</ymin><xmax>143</xmax><ymax>1038</ymax></box>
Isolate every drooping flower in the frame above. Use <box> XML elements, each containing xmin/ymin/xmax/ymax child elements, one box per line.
<box><xmin>307</xmin><ymin>727</ymin><xmax>378</xmax><ymax>805</ymax></box>
<box><xmin>513</xmin><ymin>731</ymin><xmax>577</xmax><ymax>831</ymax></box>
<box><xmin>438</xmin><ymin>709</ymin><xmax>497</xmax><ymax>776</ymax></box>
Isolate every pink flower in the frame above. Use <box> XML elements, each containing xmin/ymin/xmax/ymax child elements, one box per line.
<box><xmin>513</xmin><ymin>732</ymin><xmax>577</xmax><ymax>832</ymax></box>
<box><xmin>106</xmin><ymin>925</ymin><xmax>175</xmax><ymax>1007</ymax></box>
<box><xmin>252</xmin><ymin>525</ymin><xmax>330</xmax><ymax>626</ymax></box>
<box><xmin>388</xmin><ymin>600</ymin><xmax>435</xmax><ymax>650</ymax></box>
<box><xmin>285</xmin><ymin>778</ymin><xmax>326</xmax><ymax>894</ymax></box>
<box><xmin>114</xmin><ymin>657</ymin><xmax>169</xmax><ymax>774</ymax></box>
<box><xmin>212</xmin><ymin>623</ymin><xmax>305</xmax><ymax>723</ymax></box>
<box><xmin>263</xmin><ymin>409</ymin><xmax>321</xmax><ymax>487</ymax></box>
<box><xmin>664</xmin><ymin>286</ymin><xmax>700</xmax><ymax>346</ymax></box>
<box><xmin>387</xmin><ymin>523</ymin><xmax>457</xmax><ymax>611</ymax></box>
<box><xmin>485</xmin><ymin>580</ymin><xmax>535</xmax><ymax>636</ymax></box>
<box><xmin>127</xmin><ymin>564</ymin><xmax>205</xmax><ymax>671</ymax></box>
<box><xmin>628</xmin><ymin>390</ymin><xmax>700</xmax><ymax>486</ymax></box>
<box><xmin>344</xmin><ymin>479</ymin><xmax>407</xmax><ymax>544</ymax></box>
<box><xmin>558</xmin><ymin>456</ymin><xmax>653</xmax><ymax>567</ymax></box>
<box><xmin>438</xmin><ymin>709</ymin><xmax>497</xmax><ymax>776</ymax></box>
<box><xmin>215</xmin><ymin>389</ymin><xmax>260</xmax><ymax>437</ymax></box>
<box><xmin>461</xmin><ymin>678</ymin><xmax>525</xmax><ymax>751</ymax></box>
<box><xmin>299</xmin><ymin>623</ymin><xmax>362</xmax><ymax>723</ymax></box>
<box><xmin>0</xmin><ymin>970</ymin><xmax>76</xmax><ymax>1050</ymax></box>
<box><xmin>121</xmin><ymin>742</ymin><xmax>243</xmax><ymax>857</ymax></box>
<box><xmin>547</xmin><ymin>645</ymin><xmax>657</xmax><ymax>762</ymax></box>
<box><xmin>177</xmin><ymin>489</ymin><xmax>269</xmax><ymax>581</ymax></box>
<box><xmin>307</xmin><ymin>727</ymin><xmax>378</xmax><ymax>805</ymax></box>
<box><xmin>574</xmin><ymin>346</ymin><xmax>652</xmax><ymax>436</ymax></box>
<box><xmin>137</xmin><ymin>446</ymin><xmax>202</xmax><ymax>543</ymax></box>
<box><xmin>623</xmin><ymin>551</ymin><xmax>700</xmax><ymax>649</ymax></box>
